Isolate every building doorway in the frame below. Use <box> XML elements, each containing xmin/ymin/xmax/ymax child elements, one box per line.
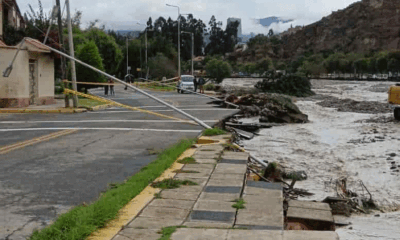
<box><xmin>29</xmin><ymin>59</ymin><xmax>38</xmax><ymax>105</ymax></box>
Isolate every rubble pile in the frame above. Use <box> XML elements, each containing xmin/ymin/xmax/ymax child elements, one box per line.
<box><xmin>224</xmin><ymin>93</ymin><xmax>309</xmax><ymax>124</ymax></box>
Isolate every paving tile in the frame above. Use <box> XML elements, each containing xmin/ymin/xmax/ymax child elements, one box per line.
<box><xmin>204</xmin><ymin>186</ymin><xmax>242</xmax><ymax>194</ymax></box>
<box><xmin>193</xmin><ymin>152</ymin><xmax>220</xmax><ymax>159</ymax></box>
<box><xmin>148</xmin><ymin>199</ymin><xmax>195</xmax><ymax>210</ymax></box>
<box><xmin>227</xmin><ymin>229</ymin><xmax>283</xmax><ymax>240</ymax></box>
<box><xmin>236</xmin><ymin>209</ymin><xmax>283</xmax><ymax>228</ymax></box>
<box><xmin>207</xmin><ymin>178</ymin><xmax>243</xmax><ymax>187</ymax></box>
<box><xmin>234</xmin><ymin>225</ymin><xmax>284</xmax><ymax>230</ymax></box>
<box><xmin>179</xmin><ymin>185</ymin><xmax>205</xmax><ymax>192</ymax></box>
<box><xmin>174</xmin><ymin>172</ymin><xmax>210</xmax><ymax>179</ymax></box>
<box><xmin>189</xmin><ymin>210</ymin><xmax>236</xmax><ymax>222</ymax></box>
<box><xmin>182</xmin><ymin>164</ymin><xmax>215</xmax><ymax>170</ymax></box>
<box><xmin>139</xmin><ymin>206</ymin><xmax>190</xmax><ymax>219</ymax></box>
<box><xmin>184</xmin><ymin>221</ymin><xmax>233</xmax><ymax>228</ymax></box>
<box><xmin>118</xmin><ymin>228</ymin><xmax>161</xmax><ymax>240</ymax></box>
<box><xmin>222</xmin><ymin>152</ymin><xmax>249</xmax><ymax>159</ymax></box>
<box><xmin>113</xmin><ymin>235</ymin><xmax>132</xmax><ymax>240</ymax></box>
<box><xmin>193</xmin><ymin>158</ymin><xmax>218</xmax><ymax>164</ymax></box>
<box><xmin>283</xmin><ymin>231</ymin><xmax>339</xmax><ymax>240</ymax></box>
<box><xmin>243</xmin><ymin>197</ymin><xmax>283</xmax><ymax>211</ymax></box>
<box><xmin>199</xmin><ymin>192</ymin><xmax>240</xmax><ymax>202</ymax></box>
<box><xmin>288</xmin><ymin>200</ymin><xmax>331</xmax><ymax>211</ymax></box>
<box><xmin>161</xmin><ymin>189</ymin><xmax>200</xmax><ymax>201</ymax></box>
<box><xmin>210</xmin><ymin>173</ymin><xmax>245</xmax><ymax>180</ymax></box>
<box><xmin>126</xmin><ymin>216</ymin><xmax>183</xmax><ymax>229</ymax></box>
<box><xmin>193</xmin><ymin>200</ymin><xmax>237</xmax><ymax>212</ymax></box>
<box><xmin>287</xmin><ymin>207</ymin><xmax>334</xmax><ymax>223</ymax></box>
<box><xmin>220</xmin><ymin>159</ymin><xmax>248</xmax><ymax>164</ymax></box>
<box><xmin>244</xmin><ymin>187</ymin><xmax>283</xmax><ymax>197</ymax></box>
<box><xmin>247</xmin><ymin>181</ymin><xmax>282</xmax><ymax>190</ymax></box>
<box><xmin>214</xmin><ymin>163</ymin><xmax>247</xmax><ymax>174</ymax></box>
<box><xmin>171</xmin><ymin>228</ymin><xmax>229</xmax><ymax>240</ymax></box>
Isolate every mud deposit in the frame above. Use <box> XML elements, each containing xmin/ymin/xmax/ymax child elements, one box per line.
<box><xmin>235</xmin><ymin>79</ymin><xmax>400</xmax><ymax>240</ymax></box>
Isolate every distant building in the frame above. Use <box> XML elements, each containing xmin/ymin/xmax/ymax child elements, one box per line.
<box><xmin>0</xmin><ymin>0</ymin><xmax>26</xmax><ymax>39</ymax></box>
<box><xmin>227</xmin><ymin>17</ymin><xmax>242</xmax><ymax>39</ymax></box>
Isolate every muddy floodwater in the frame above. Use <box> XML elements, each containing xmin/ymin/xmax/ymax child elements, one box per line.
<box><xmin>225</xmin><ymin>79</ymin><xmax>400</xmax><ymax>239</ymax></box>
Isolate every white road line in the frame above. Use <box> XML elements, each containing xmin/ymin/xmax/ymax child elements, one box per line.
<box><xmin>0</xmin><ymin>120</ymin><xmax>219</xmax><ymax>124</ymax></box>
<box><xmin>0</xmin><ymin>128</ymin><xmax>201</xmax><ymax>133</ymax></box>
<box><xmin>89</xmin><ymin>109</ymin><xmax>236</xmax><ymax>114</ymax></box>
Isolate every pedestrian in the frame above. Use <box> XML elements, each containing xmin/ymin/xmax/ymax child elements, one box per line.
<box><xmin>104</xmin><ymin>79</ymin><xmax>109</xmax><ymax>96</ymax></box>
<box><xmin>198</xmin><ymin>77</ymin><xmax>205</xmax><ymax>94</ymax></box>
<box><xmin>193</xmin><ymin>76</ymin><xmax>198</xmax><ymax>92</ymax></box>
<box><xmin>109</xmin><ymin>77</ymin><xmax>115</xmax><ymax>96</ymax></box>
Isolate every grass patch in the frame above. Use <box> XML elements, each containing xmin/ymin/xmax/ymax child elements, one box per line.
<box><xmin>154</xmin><ymin>192</ymin><xmax>162</xmax><ymax>199</ymax></box>
<box><xmin>78</xmin><ymin>98</ymin><xmax>106</xmax><ymax>108</ymax></box>
<box><xmin>158</xmin><ymin>226</ymin><xmax>187</xmax><ymax>240</ymax></box>
<box><xmin>151</xmin><ymin>178</ymin><xmax>198</xmax><ymax>189</ymax></box>
<box><xmin>173</xmin><ymin>169</ymin><xmax>200</xmax><ymax>173</ymax></box>
<box><xmin>232</xmin><ymin>198</ymin><xmax>246</xmax><ymax>209</ymax></box>
<box><xmin>177</xmin><ymin>157</ymin><xmax>197</xmax><ymax>164</ymax></box>
<box><xmin>203</xmin><ymin>128</ymin><xmax>226</xmax><ymax>136</ymax></box>
<box><xmin>29</xmin><ymin>138</ymin><xmax>194</xmax><ymax>240</ymax></box>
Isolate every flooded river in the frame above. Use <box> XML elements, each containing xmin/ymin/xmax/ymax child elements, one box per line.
<box><xmin>224</xmin><ymin>79</ymin><xmax>400</xmax><ymax>239</ymax></box>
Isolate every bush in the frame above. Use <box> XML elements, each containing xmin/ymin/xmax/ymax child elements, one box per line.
<box><xmin>206</xmin><ymin>59</ymin><xmax>232</xmax><ymax>83</ymax></box>
<box><xmin>255</xmin><ymin>72</ymin><xmax>314</xmax><ymax>97</ymax></box>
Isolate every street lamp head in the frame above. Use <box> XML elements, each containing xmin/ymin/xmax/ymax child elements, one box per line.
<box><xmin>2</xmin><ymin>65</ymin><xmax>12</xmax><ymax>78</ymax></box>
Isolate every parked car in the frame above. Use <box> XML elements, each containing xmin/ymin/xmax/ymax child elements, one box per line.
<box><xmin>177</xmin><ymin>75</ymin><xmax>195</xmax><ymax>93</ymax></box>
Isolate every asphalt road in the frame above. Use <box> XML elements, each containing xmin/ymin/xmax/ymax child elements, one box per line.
<box><xmin>0</xmin><ymin>85</ymin><xmax>238</xmax><ymax>240</ymax></box>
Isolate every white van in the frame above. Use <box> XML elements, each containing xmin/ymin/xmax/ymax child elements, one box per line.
<box><xmin>177</xmin><ymin>75</ymin><xmax>195</xmax><ymax>93</ymax></box>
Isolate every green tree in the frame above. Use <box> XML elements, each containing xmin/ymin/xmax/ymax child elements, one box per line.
<box><xmin>376</xmin><ymin>56</ymin><xmax>388</xmax><ymax>73</ymax></box>
<box><xmin>84</xmin><ymin>28</ymin><xmax>123</xmax><ymax>75</ymax></box>
<box><xmin>148</xmin><ymin>53</ymin><xmax>177</xmax><ymax>80</ymax></box>
<box><xmin>75</xmin><ymin>41</ymin><xmax>106</xmax><ymax>92</ymax></box>
<box><xmin>255</xmin><ymin>58</ymin><xmax>273</xmax><ymax>76</ymax></box>
<box><xmin>206</xmin><ymin>59</ymin><xmax>232</xmax><ymax>83</ymax></box>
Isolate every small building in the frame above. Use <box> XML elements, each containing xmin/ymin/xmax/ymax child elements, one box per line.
<box><xmin>0</xmin><ymin>38</ymin><xmax>55</xmax><ymax>107</ymax></box>
<box><xmin>0</xmin><ymin>0</ymin><xmax>26</xmax><ymax>38</ymax></box>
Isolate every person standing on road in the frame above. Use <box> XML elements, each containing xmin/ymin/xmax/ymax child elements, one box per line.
<box><xmin>104</xmin><ymin>78</ymin><xmax>109</xmax><ymax>96</ymax></box>
<box><xmin>109</xmin><ymin>77</ymin><xmax>115</xmax><ymax>96</ymax></box>
<box><xmin>125</xmin><ymin>74</ymin><xmax>132</xmax><ymax>90</ymax></box>
<box><xmin>198</xmin><ymin>77</ymin><xmax>205</xmax><ymax>94</ymax></box>
<box><xmin>193</xmin><ymin>77</ymin><xmax>198</xmax><ymax>92</ymax></box>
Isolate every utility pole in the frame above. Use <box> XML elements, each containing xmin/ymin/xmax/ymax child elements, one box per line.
<box><xmin>55</xmin><ymin>0</ymin><xmax>68</xmax><ymax>107</ymax></box>
<box><xmin>166</xmin><ymin>4</ymin><xmax>180</xmax><ymax>77</ymax></box>
<box><xmin>66</xmin><ymin>0</ymin><xmax>78</xmax><ymax>107</ymax></box>
<box><xmin>126</xmin><ymin>37</ymin><xmax>129</xmax><ymax>76</ymax></box>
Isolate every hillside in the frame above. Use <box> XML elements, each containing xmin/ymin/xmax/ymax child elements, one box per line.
<box><xmin>280</xmin><ymin>0</ymin><xmax>400</xmax><ymax>59</ymax></box>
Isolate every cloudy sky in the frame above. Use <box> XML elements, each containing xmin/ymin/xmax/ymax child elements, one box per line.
<box><xmin>18</xmin><ymin>0</ymin><xmax>360</xmax><ymax>35</ymax></box>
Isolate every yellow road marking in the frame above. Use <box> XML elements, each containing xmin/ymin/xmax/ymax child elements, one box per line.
<box><xmin>64</xmin><ymin>89</ymin><xmax>197</xmax><ymax>126</ymax></box>
<box><xmin>0</xmin><ymin>129</ymin><xmax>78</xmax><ymax>154</ymax></box>
<box><xmin>86</xmin><ymin>147</ymin><xmax>196</xmax><ymax>240</ymax></box>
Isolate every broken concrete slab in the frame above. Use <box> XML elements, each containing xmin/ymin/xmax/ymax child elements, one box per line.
<box><xmin>118</xmin><ymin>228</ymin><xmax>161</xmax><ymax>240</ymax></box>
<box><xmin>126</xmin><ymin>216</ymin><xmax>183</xmax><ymax>229</ymax></box>
<box><xmin>193</xmin><ymin>200</ymin><xmax>237</xmax><ymax>212</ymax></box>
<box><xmin>214</xmin><ymin>163</ymin><xmax>247</xmax><ymax>174</ymax></box>
<box><xmin>227</xmin><ymin>229</ymin><xmax>283</xmax><ymax>240</ymax></box>
<box><xmin>171</xmin><ymin>228</ymin><xmax>229</xmax><ymax>240</ymax></box>
<box><xmin>160</xmin><ymin>189</ymin><xmax>200</xmax><ymax>201</ymax></box>
<box><xmin>148</xmin><ymin>199</ymin><xmax>195</xmax><ymax>210</ymax></box>
<box><xmin>199</xmin><ymin>192</ymin><xmax>240</xmax><ymax>202</ymax></box>
<box><xmin>288</xmin><ymin>200</ymin><xmax>331</xmax><ymax>211</ymax></box>
<box><xmin>198</xmin><ymin>145</ymin><xmax>224</xmax><ymax>151</ymax></box>
<box><xmin>287</xmin><ymin>207</ymin><xmax>334</xmax><ymax>223</ymax></box>
<box><xmin>283</xmin><ymin>231</ymin><xmax>339</xmax><ymax>240</ymax></box>
<box><xmin>139</xmin><ymin>206</ymin><xmax>190</xmax><ymax>219</ymax></box>
<box><xmin>235</xmin><ymin>209</ymin><xmax>283</xmax><ymax>230</ymax></box>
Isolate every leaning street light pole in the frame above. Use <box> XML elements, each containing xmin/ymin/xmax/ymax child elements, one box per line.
<box><xmin>181</xmin><ymin>31</ymin><xmax>194</xmax><ymax>75</ymax></box>
<box><xmin>66</xmin><ymin>0</ymin><xmax>78</xmax><ymax>107</ymax></box>
<box><xmin>166</xmin><ymin>4</ymin><xmax>180</xmax><ymax>78</ymax></box>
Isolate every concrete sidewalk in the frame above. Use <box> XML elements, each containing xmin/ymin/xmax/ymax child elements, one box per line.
<box><xmin>0</xmin><ymin>99</ymin><xmax>87</xmax><ymax>113</ymax></box>
<box><xmin>111</xmin><ymin>134</ymin><xmax>340</xmax><ymax>240</ymax></box>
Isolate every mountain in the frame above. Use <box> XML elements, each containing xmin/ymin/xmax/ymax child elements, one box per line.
<box><xmin>280</xmin><ymin>0</ymin><xmax>400</xmax><ymax>59</ymax></box>
<box><xmin>258</xmin><ymin>17</ymin><xmax>294</xmax><ymax>27</ymax></box>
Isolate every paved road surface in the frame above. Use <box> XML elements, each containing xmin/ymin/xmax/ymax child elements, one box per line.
<box><xmin>0</xmin><ymin>86</ymin><xmax>238</xmax><ymax>240</ymax></box>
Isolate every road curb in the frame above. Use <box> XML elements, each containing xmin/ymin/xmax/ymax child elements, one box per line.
<box><xmin>86</xmin><ymin>104</ymin><xmax>113</xmax><ymax>111</ymax></box>
<box><xmin>0</xmin><ymin>108</ymin><xmax>87</xmax><ymax>114</ymax></box>
<box><xmin>86</xmin><ymin>135</ymin><xmax>229</xmax><ymax>240</ymax></box>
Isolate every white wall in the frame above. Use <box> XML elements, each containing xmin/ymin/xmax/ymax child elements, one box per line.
<box><xmin>38</xmin><ymin>54</ymin><xmax>54</xmax><ymax>98</ymax></box>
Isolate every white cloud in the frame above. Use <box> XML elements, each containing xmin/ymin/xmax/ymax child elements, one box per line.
<box><xmin>18</xmin><ymin>0</ymin><xmax>360</xmax><ymax>34</ymax></box>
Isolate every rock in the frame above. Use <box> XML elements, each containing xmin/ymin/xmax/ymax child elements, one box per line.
<box><xmin>374</xmin><ymin>214</ymin><xmax>380</xmax><ymax>217</ymax></box>
<box><xmin>283</xmin><ymin>170</ymin><xmax>308</xmax><ymax>181</ymax></box>
<box><xmin>390</xmin><ymin>166</ymin><xmax>397</xmax><ymax>170</ymax></box>
<box><xmin>263</xmin><ymin>162</ymin><xmax>285</xmax><ymax>182</ymax></box>
<box><xmin>389</xmin><ymin>153</ymin><xmax>397</xmax><ymax>157</ymax></box>
<box><xmin>387</xmin><ymin>157</ymin><xmax>393</xmax><ymax>160</ymax></box>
